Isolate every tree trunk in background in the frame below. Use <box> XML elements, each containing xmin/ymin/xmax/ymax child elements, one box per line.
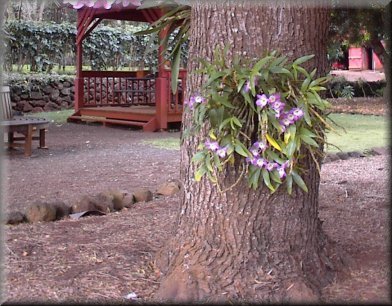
<box><xmin>156</xmin><ymin>2</ymin><xmax>337</xmax><ymax>303</ymax></box>
<box><xmin>38</xmin><ymin>0</ymin><xmax>47</xmax><ymax>22</ymax></box>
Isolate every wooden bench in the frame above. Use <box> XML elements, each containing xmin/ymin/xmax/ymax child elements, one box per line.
<box><xmin>1</xmin><ymin>86</ymin><xmax>49</xmax><ymax>157</ymax></box>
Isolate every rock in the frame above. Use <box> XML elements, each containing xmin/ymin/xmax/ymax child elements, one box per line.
<box><xmin>371</xmin><ymin>147</ymin><xmax>389</xmax><ymax>156</ymax></box>
<box><xmin>30</xmin><ymin>91</ymin><xmax>43</xmax><ymax>100</ymax></box>
<box><xmin>31</xmin><ymin>100</ymin><xmax>46</xmax><ymax>107</ymax></box>
<box><xmin>63</xmin><ymin>81</ymin><xmax>72</xmax><ymax>88</ymax></box>
<box><xmin>104</xmin><ymin>190</ymin><xmax>126</xmax><ymax>211</ymax></box>
<box><xmin>31</xmin><ymin>107</ymin><xmax>44</xmax><ymax>113</ymax></box>
<box><xmin>98</xmin><ymin>190</ymin><xmax>125</xmax><ymax>211</ymax></box>
<box><xmin>26</xmin><ymin>202</ymin><xmax>57</xmax><ymax>223</ymax></box>
<box><xmin>134</xmin><ymin>188</ymin><xmax>153</xmax><ymax>203</ymax></box>
<box><xmin>6</xmin><ymin>211</ymin><xmax>26</xmax><ymax>225</ymax></box>
<box><xmin>95</xmin><ymin>193</ymin><xmax>115</xmax><ymax>213</ymax></box>
<box><xmin>123</xmin><ymin>194</ymin><xmax>135</xmax><ymax>208</ymax></box>
<box><xmin>70</xmin><ymin>86</ymin><xmax>75</xmax><ymax>94</ymax></box>
<box><xmin>44</xmin><ymin>102</ymin><xmax>60</xmax><ymax>111</ymax></box>
<box><xmin>50</xmin><ymin>89</ymin><xmax>60</xmax><ymax>101</ymax></box>
<box><xmin>71</xmin><ymin>195</ymin><xmax>99</xmax><ymax>213</ymax></box>
<box><xmin>12</xmin><ymin>95</ymin><xmax>21</xmax><ymax>102</ymax></box>
<box><xmin>336</xmin><ymin>152</ymin><xmax>349</xmax><ymax>160</ymax></box>
<box><xmin>323</xmin><ymin>153</ymin><xmax>341</xmax><ymax>163</ymax></box>
<box><xmin>20</xmin><ymin>94</ymin><xmax>29</xmax><ymax>100</ymax></box>
<box><xmin>16</xmin><ymin>101</ymin><xmax>29</xmax><ymax>111</ymax></box>
<box><xmin>59</xmin><ymin>102</ymin><xmax>68</xmax><ymax>109</ymax></box>
<box><xmin>23</xmin><ymin>103</ymin><xmax>33</xmax><ymax>112</ymax></box>
<box><xmin>52</xmin><ymin>201</ymin><xmax>71</xmax><ymax>219</ymax></box>
<box><xmin>322</xmin><ymin>155</ymin><xmax>332</xmax><ymax>164</ymax></box>
<box><xmin>61</xmin><ymin>88</ymin><xmax>71</xmax><ymax>96</ymax></box>
<box><xmin>43</xmin><ymin>85</ymin><xmax>54</xmax><ymax>94</ymax></box>
<box><xmin>56</xmin><ymin>83</ymin><xmax>64</xmax><ymax>90</ymax></box>
<box><xmin>62</xmin><ymin>95</ymin><xmax>73</xmax><ymax>103</ymax></box>
<box><xmin>157</xmin><ymin>181</ymin><xmax>181</xmax><ymax>196</ymax></box>
<box><xmin>347</xmin><ymin>151</ymin><xmax>363</xmax><ymax>158</ymax></box>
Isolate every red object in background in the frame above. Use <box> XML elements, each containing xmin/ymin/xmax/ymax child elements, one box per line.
<box><xmin>331</xmin><ymin>61</ymin><xmax>346</xmax><ymax>70</ymax></box>
<box><xmin>372</xmin><ymin>52</ymin><xmax>383</xmax><ymax>71</ymax></box>
<box><xmin>349</xmin><ymin>47</ymin><xmax>368</xmax><ymax>70</ymax></box>
<box><xmin>348</xmin><ymin>46</ymin><xmax>384</xmax><ymax>71</ymax></box>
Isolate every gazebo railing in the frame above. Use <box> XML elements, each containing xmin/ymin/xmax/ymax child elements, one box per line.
<box><xmin>80</xmin><ymin>71</ymin><xmax>156</xmax><ymax>107</ymax></box>
<box><xmin>75</xmin><ymin>70</ymin><xmax>187</xmax><ymax>128</ymax></box>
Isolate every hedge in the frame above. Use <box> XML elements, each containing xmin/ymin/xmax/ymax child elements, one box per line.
<box><xmin>2</xmin><ymin>20</ymin><xmax>158</xmax><ymax>72</ymax></box>
<box><xmin>326</xmin><ymin>77</ymin><xmax>386</xmax><ymax>98</ymax></box>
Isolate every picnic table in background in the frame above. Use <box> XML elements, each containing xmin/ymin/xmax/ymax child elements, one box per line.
<box><xmin>1</xmin><ymin>86</ymin><xmax>49</xmax><ymax>157</ymax></box>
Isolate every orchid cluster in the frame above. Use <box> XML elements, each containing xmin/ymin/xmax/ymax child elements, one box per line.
<box><xmin>246</xmin><ymin>141</ymin><xmax>289</xmax><ymax>179</ymax></box>
<box><xmin>184</xmin><ymin>94</ymin><xmax>206</xmax><ymax>110</ymax></box>
<box><xmin>205</xmin><ymin>139</ymin><xmax>228</xmax><ymax>158</ymax></box>
<box><xmin>189</xmin><ymin>51</ymin><xmax>331</xmax><ymax>194</ymax></box>
<box><xmin>254</xmin><ymin>93</ymin><xmax>304</xmax><ymax>132</ymax></box>
<box><xmin>63</xmin><ymin>0</ymin><xmax>141</xmax><ymax>9</ymax></box>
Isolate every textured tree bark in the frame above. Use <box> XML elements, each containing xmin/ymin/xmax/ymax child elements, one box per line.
<box><xmin>156</xmin><ymin>2</ymin><xmax>337</xmax><ymax>303</ymax></box>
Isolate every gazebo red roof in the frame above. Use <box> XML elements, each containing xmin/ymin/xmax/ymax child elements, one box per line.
<box><xmin>65</xmin><ymin>0</ymin><xmax>165</xmax><ymax>23</ymax></box>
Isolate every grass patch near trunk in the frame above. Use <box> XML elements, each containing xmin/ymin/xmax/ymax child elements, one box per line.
<box><xmin>326</xmin><ymin>113</ymin><xmax>389</xmax><ymax>153</ymax></box>
<box><xmin>29</xmin><ymin>109</ymin><xmax>74</xmax><ymax>124</ymax></box>
<box><xmin>142</xmin><ymin>114</ymin><xmax>389</xmax><ymax>154</ymax></box>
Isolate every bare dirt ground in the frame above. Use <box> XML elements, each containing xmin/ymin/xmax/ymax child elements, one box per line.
<box><xmin>1</xmin><ymin>99</ymin><xmax>390</xmax><ymax>304</ymax></box>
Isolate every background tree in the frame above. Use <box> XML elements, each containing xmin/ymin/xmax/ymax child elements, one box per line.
<box><xmin>153</xmin><ymin>1</ymin><xmax>338</xmax><ymax>303</ymax></box>
<box><xmin>4</xmin><ymin>0</ymin><xmax>77</xmax><ymax>23</ymax></box>
<box><xmin>329</xmin><ymin>3</ymin><xmax>390</xmax><ymax>66</ymax></box>
<box><xmin>329</xmin><ymin>2</ymin><xmax>391</xmax><ymax>99</ymax></box>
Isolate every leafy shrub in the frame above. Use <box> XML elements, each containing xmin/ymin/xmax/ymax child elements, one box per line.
<box><xmin>327</xmin><ymin>76</ymin><xmax>386</xmax><ymax>98</ymax></box>
<box><xmin>3</xmin><ymin>72</ymin><xmax>75</xmax><ymax>95</ymax></box>
<box><xmin>3</xmin><ymin>20</ymin><xmax>158</xmax><ymax>72</ymax></box>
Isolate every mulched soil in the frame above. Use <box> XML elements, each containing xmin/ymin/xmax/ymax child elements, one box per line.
<box><xmin>1</xmin><ymin>98</ymin><xmax>390</xmax><ymax>303</ymax></box>
<box><xmin>328</xmin><ymin>97</ymin><xmax>388</xmax><ymax>116</ymax></box>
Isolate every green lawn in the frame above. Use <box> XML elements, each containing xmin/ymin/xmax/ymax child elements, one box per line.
<box><xmin>29</xmin><ymin>109</ymin><xmax>74</xmax><ymax>124</ymax></box>
<box><xmin>325</xmin><ymin>113</ymin><xmax>389</xmax><ymax>153</ymax></box>
<box><xmin>28</xmin><ymin>111</ymin><xmax>388</xmax><ymax>153</ymax></box>
<box><xmin>143</xmin><ymin>114</ymin><xmax>389</xmax><ymax>153</ymax></box>
<box><xmin>142</xmin><ymin>138</ymin><xmax>181</xmax><ymax>150</ymax></box>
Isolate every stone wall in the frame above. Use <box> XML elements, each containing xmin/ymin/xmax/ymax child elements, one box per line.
<box><xmin>6</xmin><ymin>74</ymin><xmax>76</xmax><ymax>113</ymax></box>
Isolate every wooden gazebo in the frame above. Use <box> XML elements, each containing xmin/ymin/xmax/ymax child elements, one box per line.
<box><xmin>67</xmin><ymin>2</ymin><xmax>185</xmax><ymax>131</ymax></box>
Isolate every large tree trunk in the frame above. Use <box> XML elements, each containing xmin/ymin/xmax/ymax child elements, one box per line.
<box><xmin>156</xmin><ymin>2</ymin><xmax>337</xmax><ymax>303</ymax></box>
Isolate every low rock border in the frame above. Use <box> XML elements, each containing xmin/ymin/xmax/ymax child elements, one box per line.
<box><xmin>4</xmin><ymin>147</ymin><xmax>388</xmax><ymax>226</ymax></box>
<box><xmin>322</xmin><ymin>147</ymin><xmax>388</xmax><ymax>164</ymax></box>
<box><xmin>5</xmin><ymin>180</ymin><xmax>181</xmax><ymax>226</ymax></box>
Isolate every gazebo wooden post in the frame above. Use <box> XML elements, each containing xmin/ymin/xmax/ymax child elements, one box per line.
<box><xmin>74</xmin><ymin>9</ymin><xmax>85</xmax><ymax>112</ymax></box>
<box><xmin>155</xmin><ymin>27</ymin><xmax>169</xmax><ymax>130</ymax></box>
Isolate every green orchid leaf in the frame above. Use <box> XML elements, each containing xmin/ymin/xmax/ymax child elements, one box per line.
<box><xmin>194</xmin><ymin>166</ymin><xmax>207</xmax><ymax>182</ymax></box>
<box><xmin>235</xmin><ymin>140</ymin><xmax>251</xmax><ymax>157</ymax></box>
<box><xmin>205</xmin><ymin>154</ymin><xmax>214</xmax><ymax>172</ymax></box>
<box><xmin>270</xmin><ymin>170</ymin><xmax>282</xmax><ymax>184</ymax></box>
<box><xmin>262</xmin><ymin>169</ymin><xmax>275</xmax><ymax>192</ymax></box>
<box><xmin>292</xmin><ymin>170</ymin><xmax>308</xmax><ymax>193</ymax></box>
<box><xmin>249</xmin><ymin>167</ymin><xmax>261</xmax><ymax>190</ymax></box>
<box><xmin>192</xmin><ymin>151</ymin><xmax>205</xmax><ymax>163</ymax></box>
<box><xmin>300</xmin><ymin>135</ymin><xmax>319</xmax><ymax>147</ymax></box>
<box><xmin>293</xmin><ymin>54</ymin><xmax>315</xmax><ymax>66</ymax></box>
